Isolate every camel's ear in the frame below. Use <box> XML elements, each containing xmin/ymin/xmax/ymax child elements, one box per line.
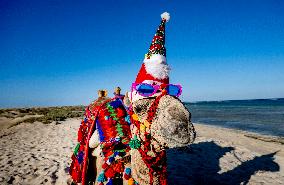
<box><xmin>123</xmin><ymin>92</ymin><xmax>131</xmax><ymax>107</ymax></box>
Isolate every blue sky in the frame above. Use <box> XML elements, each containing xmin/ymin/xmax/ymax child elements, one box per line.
<box><xmin>0</xmin><ymin>0</ymin><xmax>284</xmax><ymax>107</ymax></box>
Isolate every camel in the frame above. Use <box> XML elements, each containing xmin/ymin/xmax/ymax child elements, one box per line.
<box><xmin>128</xmin><ymin>94</ymin><xmax>196</xmax><ymax>185</ymax></box>
<box><xmin>82</xmin><ymin>92</ymin><xmax>195</xmax><ymax>185</ymax></box>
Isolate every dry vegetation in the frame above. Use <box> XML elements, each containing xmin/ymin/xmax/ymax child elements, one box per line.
<box><xmin>0</xmin><ymin>106</ymin><xmax>85</xmax><ymax>125</ymax></box>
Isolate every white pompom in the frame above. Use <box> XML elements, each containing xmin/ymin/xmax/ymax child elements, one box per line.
<box><xmin>161</xmin><ymin>12</ymin><xmax>170</xmax><ymax>22</ymax></box>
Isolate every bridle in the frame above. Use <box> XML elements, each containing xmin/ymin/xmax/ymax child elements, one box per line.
<box><xmin>128</xmin><ymin>91</ymin><xmax>168</xmax><ymax>185</ymax></box>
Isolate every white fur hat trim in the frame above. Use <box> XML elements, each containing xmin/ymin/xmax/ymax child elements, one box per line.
<box><xmin>144</xmin><ymin>54</ymin><xmax>170</xmax><ymax>80</ymax></box>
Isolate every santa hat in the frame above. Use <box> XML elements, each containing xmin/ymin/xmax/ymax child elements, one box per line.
<box><xmin>135</xmin><ymin>12</ymin><xmax>171</xmax><ymax>85</ymax></box>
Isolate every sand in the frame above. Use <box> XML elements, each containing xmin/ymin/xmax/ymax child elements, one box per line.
<box><xmin>0</xmin><ymin>118</ymin><xmax>78</xmax><ymax>185</ymax></box>
<box><xmin>167</xmin><ymin>124</ymin><xmax>284</xmax><ymax>185</ymax></box>
<box><xmin>0</xmin><ymin>118</ymin><xmax>283</xmax><ymax>185</ymax></box>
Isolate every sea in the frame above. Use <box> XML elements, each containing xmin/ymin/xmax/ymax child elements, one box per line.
<box><xmin>184</xmin><ymin>98</ymin><xmax>284</xmax><ymax>137</ymax></box>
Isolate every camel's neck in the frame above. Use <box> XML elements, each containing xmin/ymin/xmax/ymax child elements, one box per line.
<box><xmin>129</xmin><ymin>124</ymin><xmax>167</xmax><ymax>185</ymax></box>
<box><xmin>127</xmin><ymin>94</ymin><xmax>168</xmax><ymax>184</ymax></box>
<box><xmin>131</xmin><ymin>143</ymin><xmax>167</xmax><ymax>185</ymax></box>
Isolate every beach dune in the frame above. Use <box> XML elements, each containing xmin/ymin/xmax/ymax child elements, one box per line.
<box><xmin>0</xmin><ymin>118</ymin><xmax>283</xmax><ymax>185</ymax></box>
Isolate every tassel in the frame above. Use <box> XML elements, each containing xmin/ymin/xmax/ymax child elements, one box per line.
<box><xmin>73</xmin><ymin>143</ymin><xmax>80</xmax><ymax>156</ymax></box>
<box><xmin>128</xmin><ymin>178</ymin><xmax>135</xmax><ymax>185</ymax></box>
<box><xmin>106</xmin><ymin>179</ymin><xmax>113</xmax><ymax>185</ymax></box>
<box><xmin>132</xmin><ymin>114</ymin><xmax>139</xmax><ymax>121</ymax></box>
<box><xmin>129</xmin><ymin>135</ymin><xmax>141</xmax><ymax>149</ymax></box>
<box><xmin>77</xmin><ymin>151</ymin><xmax>84</xmax><ymax>164</ymax></box>
<box><xmin>140</xmin><ymin>124</ymin><xmax>146</xmax><ymax>132</ymax></box>
<box><xmin>124</xmin><ymin>173</ymin><xmax>130</xmax><ymax>180</ymax></box>
<box><xmin>125</xmin><ymin>168</ymin><xmax>131</xmax><ymax>175</ymax></box>
<box><xmin>97</xmin><ymin>172</ymin><xmax>107</xmax><ymax>182</ymax></box>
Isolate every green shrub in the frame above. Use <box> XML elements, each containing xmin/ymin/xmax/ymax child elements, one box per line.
<box><xmin>2</xmin><ymin>105</ymin><xmax>86</xmax><ymax>125</ymax></box>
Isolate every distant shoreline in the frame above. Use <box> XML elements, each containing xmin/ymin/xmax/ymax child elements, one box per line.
<box><xmin>194</xmin><ymin>123</ymin><xmax>284</xmax><ymax>145</ymax></box>
<box><xmin>194</xmin><ymin>120</ymin><xmax>284</xmax><ymax>138</ymax></box>
<box><xmin>185</xmin><ymin>97</ymin><xmax>284</xmax><ymax>105</ymax></box>
<box><xmin>1</xmin><ymin>97</ymin><xmax>284</xmax><ymax>109</ymax></box>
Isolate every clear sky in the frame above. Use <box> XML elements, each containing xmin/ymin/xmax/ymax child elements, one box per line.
<box><xmin>1</xmin><ymin>0</ymin><xmax>284</xmax><ymax>108</ymax></box>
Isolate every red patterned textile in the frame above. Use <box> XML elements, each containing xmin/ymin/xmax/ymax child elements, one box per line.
<box><xmin>69</xmin><ymin>97</ymin><xmax>111</xmax><ymax>185</ymax></box>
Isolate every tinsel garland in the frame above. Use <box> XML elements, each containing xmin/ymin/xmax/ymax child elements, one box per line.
<box><xmin>128</xmin><ymin>92</ymin><xmax>168</xmax><ymax>185</ymax></box>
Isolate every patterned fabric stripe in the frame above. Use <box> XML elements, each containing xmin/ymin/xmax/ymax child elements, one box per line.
<box><xmin>81</xmin><ymin>99</ymin><xmax>112</xmax><ymax>185</ymax></box>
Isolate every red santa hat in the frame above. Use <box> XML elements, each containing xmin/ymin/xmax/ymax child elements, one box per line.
<box><xmin>135</xmin><ymin>12</ymin><xmax>171</xmax><ymax>85</ymax></box>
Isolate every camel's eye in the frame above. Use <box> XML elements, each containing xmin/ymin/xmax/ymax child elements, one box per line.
<box><xmin>132</xmin><ymin>99</ymin><xmax>155</xmax><ymax>116</ymax></box>
<box><xmin>134</xmin><ymin>106</ymin><xmax>142</xmax><ymax>114</ymax></box>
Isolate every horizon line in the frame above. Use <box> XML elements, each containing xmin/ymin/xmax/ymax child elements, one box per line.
<box><xmin>1</xmin><ymin>97</ymin><xmax>283</xmax><ymax>109</ymax></box>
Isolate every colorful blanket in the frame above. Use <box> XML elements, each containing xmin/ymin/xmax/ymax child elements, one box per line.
<box><xmin>69</xmin><ymin>97</ymin><xmax>135</xmax><ymax>185</ymax></box>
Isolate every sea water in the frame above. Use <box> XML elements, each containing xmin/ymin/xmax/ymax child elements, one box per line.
<box><xmin>184</xmin><ymin>98</ymin><xmax>284</xmax><ymax>137</ymax></box>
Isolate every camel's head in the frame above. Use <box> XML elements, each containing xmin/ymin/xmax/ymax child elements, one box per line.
<box><xmin>132</xmin><ymin>95</ymin><xmax>195</xmax><ymax>149</ymax></box>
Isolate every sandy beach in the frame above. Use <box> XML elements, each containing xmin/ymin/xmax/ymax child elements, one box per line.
<box><xmin>0</xmin><ymin>117</ymin><xmax>283</xmax><ymax>185</ymax></box>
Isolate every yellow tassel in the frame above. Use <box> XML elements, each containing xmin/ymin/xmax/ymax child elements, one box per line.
<box><xmin>140</xmin><ymin>124</ymin><xmax>146</xmax><ymax>132</ymax></box>
<box><xmin>132</xmin><ymin>114</ymin><xmax>139</xmax><ymax>121</ymax></box>
<box><xmin>143</xmin><ymin>120</ymin><xmax>150</xmax><ymax>128</ymax></box>
<box><xmin>128</xmin><ymin>178</ymin><xmax>135</xmax><ymax>185</ymax></box>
